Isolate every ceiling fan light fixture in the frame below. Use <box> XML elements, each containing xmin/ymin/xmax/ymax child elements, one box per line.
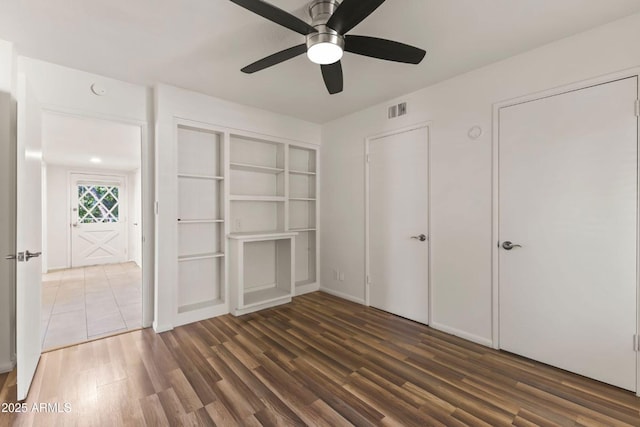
<box><xmin>231</xmin><ymin>0</ymin><xmax>427</xmax><ymax>95</ymax></box>
<box><xmin>306</xmin><ymin>23</ymin><xmax>345</xmax><ymax>65</ymax></box>
<box><xmin>307</xmin><ymin>42</ymin><xmax>343</xmax><ymax>65</ymax></box>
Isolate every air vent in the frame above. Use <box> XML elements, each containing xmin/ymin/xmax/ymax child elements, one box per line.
<box><xmin>388</xmin><ymin>105</ymin><xmax>398</xmax><ymax>119</ymax></box>
<box><xmin>388</xmin><ymin>102</ymin><xmax>407</xmax><ymax>119</ymax></box>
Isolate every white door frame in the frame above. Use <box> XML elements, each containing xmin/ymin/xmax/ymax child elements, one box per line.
<box><xmin>491</xmin><ymin>67</ymin><xmax>640</xmax><ymax>395</ymax></box>
<box><xmin>41</xmin><ymin>108</ymin><xmax>153</xmax><ymax>328</ymax></box>
<box><xmin>364</xmin><ymin>122</ymin><xmax>432</xmax><ymax>324</ymax></box>
<box><xmin>68</xmin><ymin>172</ymin><xmax>128</xmax><ymax>267</ymax></box>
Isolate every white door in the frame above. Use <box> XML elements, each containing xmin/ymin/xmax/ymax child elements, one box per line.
<box><xmin>499</xmin><ymin>77</ymin><xmax>638</xmax><ymax>391</ymax></box>
<box><xmin>71</xmin><ymin>174</ymin><xmax>127</xmax><ymax>267</ymax></box>
<box><xmin>368</xmin><ymin>127</ymin><xmax>429</xmax><ymax>324</ymax></box>
<box><xmin>16</xmin><ymin>73</ymin><xmax>43</xmax><ymax>400</ymax></box>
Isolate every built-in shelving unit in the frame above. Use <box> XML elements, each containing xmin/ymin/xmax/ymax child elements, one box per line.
<box><xmin>226</xmin><ymin>135</ymin><xmax>319</xmax><ymax>315</ymax></box>
<box><xmin>175</xmin><ymin>124</ymin><xmax>227</xmax><ymax>325</ymax></box>
<box><xmin>229</xmin><ymin>135</ymin><xmax>286</xmax><ymax>236</ymax></box>
<box><xmin>288</xmin><ymin>145</ymin><xmax>318</xmax><ymax>293</ymax></box>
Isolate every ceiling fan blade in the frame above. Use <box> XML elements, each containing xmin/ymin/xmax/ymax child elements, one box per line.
<box><xmin>345</xmin><ymin>35</ymin><xmax>426</xmax><ymax>64</ymax></box>
<box><xmin>230</xmin><ymin>0</ymin><xmax>317</xmax><ymax>35</ymax></box>
<box><xmin>241</xmin><ymin>44</ymin><xmax>307</xmax><ymax>74</ymax></box>
<box><xmin>326</xmin><ymin>0</ymin><xmax>386</xmax><ymax>35</ymax></box>
<box><xmin>321</xmin><ymin>61</ymin><xmax>343</xmax><ymax>95</ymax></box>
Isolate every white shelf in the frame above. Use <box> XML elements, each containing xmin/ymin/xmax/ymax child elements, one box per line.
<box><xmin>178</xmin><ymin>252</ymin><xmax>225</xmax><ymax>262</ymax></box>
<box><xmin>243</xmin><ymin>287</ymin><xmax>291</xmax><ymax>307</ymax></box>
<box><xmin>228</xmin><ymin>231</ymin><xmax>297</xmax><ymax>240</ymax></box>
<box><xmin>178</xmin><ymin>173</ymin><xmax>224</xmax><ymax>180</ymax></box>
<box><xmin>289</xmin><ymin>198</ymin><xmax>316</xmax><ymax>201</ymax></box>
<box><xmin>289</xmin><ymin>228</ymin><xmax>316</xmax><ymax>232</ymax></box>
<box><xmin>289</xmin><ymin>169</ymin><xmax>316</xmax><ymax>176</ymax></box>
<box><xmin>296</xmin><ymin>279</ymin><xmax>316</xmax><ymax>287</ymax></box>
<box><xmin>230</xmin><ymin>162</ymin><xmax>284</xmax><ymax>174</ymax></box>
<box><xmin>178</xmin><ymin>219</ymin><xmax>224</xmax><ymax>224</ymax></box>
<box><xmin>230</xmin><ymin>195</ymin><xmax>285</xmax><ymax>202</ymax></box>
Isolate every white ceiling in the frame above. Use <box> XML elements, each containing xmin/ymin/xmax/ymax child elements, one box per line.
<box><xmin>2</xmin><ymin>1</ymin><xmax>640</xmax><ymax>123</ymax></box>
<box><xmin>42</xmin><ymin>113</ymin><xmax>141</xmax><ymax>171</ymax></box>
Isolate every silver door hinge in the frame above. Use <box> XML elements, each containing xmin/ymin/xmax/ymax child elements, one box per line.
<box><xmin>366</xmin><ymin>154</ymin><xmax>370</xmax><ymax>163</ymax></box>
<box><xmin>634</xmin><ymin>335</ymin><xmax>640</xmax><ymax>351</ymax></box>
<box><xmin>155</xmin><ymin>201</ymin><xmax>159</xmax><ymax>215</ymax></box>
<box><xmin>635</xmin><ymin>99</ymin><xmax>640</xmax><ymax>117</ymax></box>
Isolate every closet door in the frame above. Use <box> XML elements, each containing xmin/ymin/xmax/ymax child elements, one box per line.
<box><xmin>499</xmin><ymin>77</ymin><xmax>638</xmax><ymax>391</ymax></box>
<box><xmin>368</xmin><ymin>127</ymin><xmax>429</xmax><ymax>324</ymax></box>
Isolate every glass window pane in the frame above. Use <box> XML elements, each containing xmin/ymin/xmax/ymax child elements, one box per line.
<box><xmin>78</xmin><ymin>184</ymin><xmax>120</xmax><ymax>224</ymax></box>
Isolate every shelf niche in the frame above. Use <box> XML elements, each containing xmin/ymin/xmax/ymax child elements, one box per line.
<box><xmin>289</xmin><ymin>199</ymin><xmax>316</xmax><ymax>230</ymax></box>
<box><xmin>289</xmin><ymin>145</ymin><xmax>316</xmax><ymax>174</ymax></box>
<box><xmin>230</xmin><ymin>200</ymin><xmax>285</xmax><ymax>234</ymax></box>
<box><xmin>229</xmin><ymin>232</ymin><xmax>296</xmax><ymax>316</ymax></box>
<box><xmin>230</xmin><ymin>135</ymin><xmax>285</xmax><ymax>170</ymax></box>
<box><xmin>288</xmin><ymin>145</ymin><xmax>318</xmax><ymax>294</ymax></box>
<box><xmin>294</xmin><ymin>230</ymin><xmax>316</xmax><ymax>287</ymax></box>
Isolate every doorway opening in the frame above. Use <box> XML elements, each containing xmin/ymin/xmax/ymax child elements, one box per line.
<box><xmin>40</xmin><ymin>113</ymin><xmax>143</xmax><ymax>350</ymax></box>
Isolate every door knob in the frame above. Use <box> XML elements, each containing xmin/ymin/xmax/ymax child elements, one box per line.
<box><xmin>411</xmin><ymin>234</ymin><xmax>428</xmax><ymax>242</ymax></box>
<box><xmin>25</xmin><ymin>250</ymin><xmax>42</xmax><ymax>261</ymax></box>
<box><xmin>72</xmin><ymin>222</ymin><xmax>78</xmax><ymax>227</ymax></box>
<box><xmin>502</xmin><ymin>241</ymin><xmax>522</xmax><ymax>250</ymax></box>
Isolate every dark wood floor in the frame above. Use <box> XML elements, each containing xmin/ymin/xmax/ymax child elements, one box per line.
<box><xmin>1</xmin><ymin>292</ymin><xmax>639</xmax><ymax>426</ymax></box>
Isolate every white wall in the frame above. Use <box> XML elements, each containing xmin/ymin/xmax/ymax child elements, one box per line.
<box><xmin>0</xmin><ymin>40</ymin><xmax>17</xmax><ymax>372</ymax></box>
<box><xmin>154</xmin><ymin>84</ymin><xmax>321</xmax><ymax>331</ymax></box>
<box><xmin>320</xmin><ymin>13</ymin><xmax>640</xmax><ymax>346</ymax></box>
<box><xmin>19</xmin><ymin>58</ymin><xmax>147</xmax><ymax>123</ymax></box>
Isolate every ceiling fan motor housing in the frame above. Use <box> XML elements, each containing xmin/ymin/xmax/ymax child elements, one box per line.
<box><xmin>307</xmin><ymin>0</ymin><xmax>345</xmax><ymax>56</ymax></box>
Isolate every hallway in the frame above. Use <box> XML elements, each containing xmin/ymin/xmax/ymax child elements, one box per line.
<box><xmin>41</xmin><ymin>262</ymin><xmax>142</xmax><ymax>350</ymax></box>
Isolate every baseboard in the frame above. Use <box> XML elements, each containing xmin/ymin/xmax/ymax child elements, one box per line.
<box><xmin>46</xmin><ymin>266</ymin><xmax>68</xmax><ymax>273</ymax></box>
<box><xmin>152</xmin><ymin>321</ymin><xmax>173</xmax><ymax>333</ymax></box>
<box><xmin>320</xmin><ymin>287</ymin><xmax>366</xmax><ymax>305</ymax></box>
<box><xmin>295</xmin><ymin>281</ymin><xmax>320</xmax><ymax>296</ymax></box>
<box><xmin>0</xmin><ymin>360</ymin><xmax>15</xmax><ymax>374</ymax></box>
<box><xmin>430</xmin><ymin>322</ymin><xmax>493</xmax><ymax>348</ymax></box>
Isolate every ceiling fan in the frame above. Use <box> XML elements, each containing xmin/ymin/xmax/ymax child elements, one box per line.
<box><xmin>230</xmin><ymin>0</ymin><xmax>427</xmax><ymax>94</ymax></box>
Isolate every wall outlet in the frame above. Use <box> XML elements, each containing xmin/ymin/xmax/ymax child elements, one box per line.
<box><xmin>339</xmin><ymin>272</ymin><xmax>345</xmax><ymax>281</ymax></box>
<box><xmin>235</xmin><ymin>219</ymin><xmax>241</xmax><ymax>231</ymax></box>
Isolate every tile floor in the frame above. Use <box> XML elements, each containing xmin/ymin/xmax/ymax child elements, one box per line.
<box><xmin>41</xmin><ymin>262</ymin><xmax>142</xmax><ymax>350</ymax></box>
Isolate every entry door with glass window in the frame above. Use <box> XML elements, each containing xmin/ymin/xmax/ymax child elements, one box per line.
<box><xmin>71</xmin><ymin>174</ymin><xmax>127</xmax><ymax>267</ymax></box>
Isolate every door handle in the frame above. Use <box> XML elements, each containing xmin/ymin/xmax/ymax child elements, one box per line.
<box><xmin>25</xmin><ymin>250</ymin><xmax>42</xmax><ymax>261</ymax></box>
<box><xmin>5</xmin><ymin>252</ymin><xmax>25</xmax><ymax>262</ymax></box>
<box><xmin>411</xmin><ymin>234</ymin><xmax>428</xmax><ymax>242</ymax></box>
<box><xmin>502</xmin><ymin>241</ymin><xmax>522</xmax><ymax>250</ymax></box>
<box><xmin>72</xmin><ymin>222</ymin><xmax>79</xmax><ymax>227</ymax></box>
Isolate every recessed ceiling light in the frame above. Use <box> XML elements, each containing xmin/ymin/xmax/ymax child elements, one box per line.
<box><xmin>90</xmin><ymin>157</ymin><xmax>102</xmax><ymax>164</ymax></box>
